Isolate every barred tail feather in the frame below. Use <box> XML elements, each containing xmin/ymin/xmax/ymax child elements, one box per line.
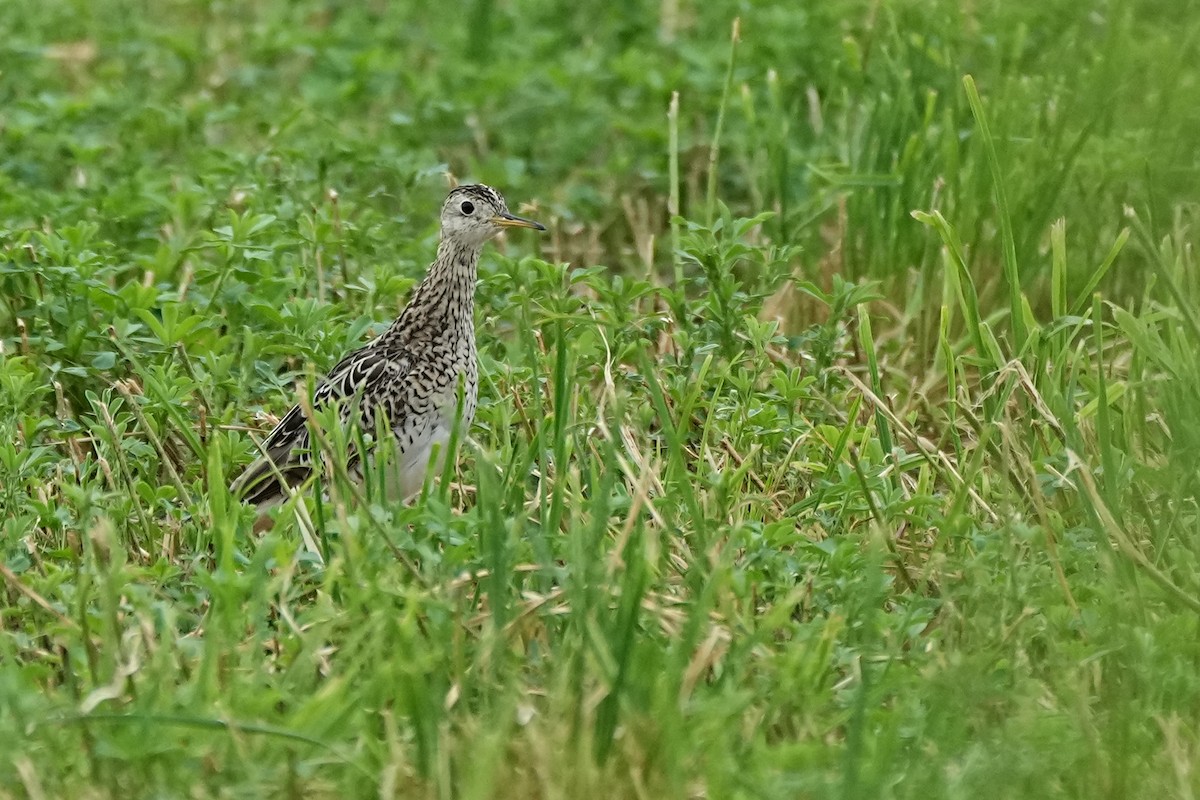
<box><xmin>230</xmin><ymin>455</ymin><xmax>311</xmax><ymax>510</ymax></box>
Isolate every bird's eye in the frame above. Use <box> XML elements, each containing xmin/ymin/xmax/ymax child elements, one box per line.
<box><xmin>460</xmin><ymin>201</ymin><xmax>475</xmax><ymax>215</ymax></box>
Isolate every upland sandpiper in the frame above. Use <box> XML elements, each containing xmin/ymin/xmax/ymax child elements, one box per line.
<box><xmin>231</xmin><ymin>184</ymin><xmax>544</xmax><ymax>509</ymax></box>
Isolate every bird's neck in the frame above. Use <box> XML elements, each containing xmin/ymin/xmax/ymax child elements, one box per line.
<box><xmin>381</xmin><ymin>239</ymin><xmax>481</xmax><ymax>344</ymax></box>
<box><xmin>423</xmin><ymin>239</ymin><xmax>482</xmax><ymax>312</ymax></box>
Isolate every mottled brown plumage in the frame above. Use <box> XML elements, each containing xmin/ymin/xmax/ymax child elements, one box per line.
<box><xmin>231</xmin><ymin>184</ymin><xmax>544</xmax><ymax>509</ymax></box>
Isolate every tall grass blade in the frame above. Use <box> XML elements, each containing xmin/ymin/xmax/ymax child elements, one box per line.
<box><xmin>705</xmin><ymin>18</ymin><xmax>741</xmax><ymax>224</ymax></box>
<box><xmin>963</xmin><ymin>74</ymin><xmax>1027</xmax><ymax>350</ymax></box>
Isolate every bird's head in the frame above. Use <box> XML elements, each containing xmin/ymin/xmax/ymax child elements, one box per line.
<box><xmin>439</xmin><ymin>184</ymin><xmax>545</xmax><ymax>247</ymax></box>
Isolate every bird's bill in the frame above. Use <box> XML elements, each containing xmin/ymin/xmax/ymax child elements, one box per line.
<box><xmin>492</xmin><ymin>212</ymin><xmax>546</xmax><ymax>231</ymax></box>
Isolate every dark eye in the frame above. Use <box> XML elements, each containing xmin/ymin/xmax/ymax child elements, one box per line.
<box><xmin>460</xmin><ymin>201</ymin><xmax>475</xmax><ymax>215</ymax></box>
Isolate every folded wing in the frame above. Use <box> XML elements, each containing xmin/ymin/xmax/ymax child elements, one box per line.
<box><xmin>230</xmin><ymin>344</ymin><xmax>411</xmax><ymax>509</ymax></box>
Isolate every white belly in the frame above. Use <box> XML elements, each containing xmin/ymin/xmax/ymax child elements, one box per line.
<box><xmin>359</xmin><ymin>378</ymin><xmax>476</xmax><ymax>503</ymax></box>
<box><xmin>390</xmin><ymin>424</ymin><xmax>452</xmax><ymax>500</ymax></box>
<box><xmin>366</xmin><ymin>408</ymin><xmax>471</xmax><ymax>503</ymax></box>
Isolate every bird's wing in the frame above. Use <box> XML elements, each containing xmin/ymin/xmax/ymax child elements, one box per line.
<box><xmin>230</xmin><ymin>344</ymin><xmax>411</xmax><ymax>508</ymax></box>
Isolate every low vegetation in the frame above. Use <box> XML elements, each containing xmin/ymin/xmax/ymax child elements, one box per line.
<box><xmin>2</xmin><ymin>1</ymin><xmax>1198</xmax><ymax>797</ymax></box>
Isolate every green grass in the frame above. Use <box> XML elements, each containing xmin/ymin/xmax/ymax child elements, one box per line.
<box><xmin>2</xmin><ymin>0</ymin><xmax>1200</xmax><ymax>797</ymax></box>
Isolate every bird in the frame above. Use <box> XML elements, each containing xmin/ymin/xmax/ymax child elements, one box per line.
<box><xmin>230</xmin><ymin>184</ymin><xmax>545</xmax><ymax>512</ymax></box>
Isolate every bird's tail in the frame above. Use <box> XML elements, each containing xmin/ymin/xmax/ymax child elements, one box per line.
<box><xmin>230</xmin><ymin>454</ymin><xmax>310</xmax><ymax>511</ymax></box>
<box><xmin>233</xmin><ymin>456</ymin><xmax>325</xmax><ymax>563</ymax></box>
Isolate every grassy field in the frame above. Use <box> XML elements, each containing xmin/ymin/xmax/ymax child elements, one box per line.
<box><xmin>2</xmin><ymin>0</ymin><xmax>1199</xmax><ymax>796</ymax></box>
